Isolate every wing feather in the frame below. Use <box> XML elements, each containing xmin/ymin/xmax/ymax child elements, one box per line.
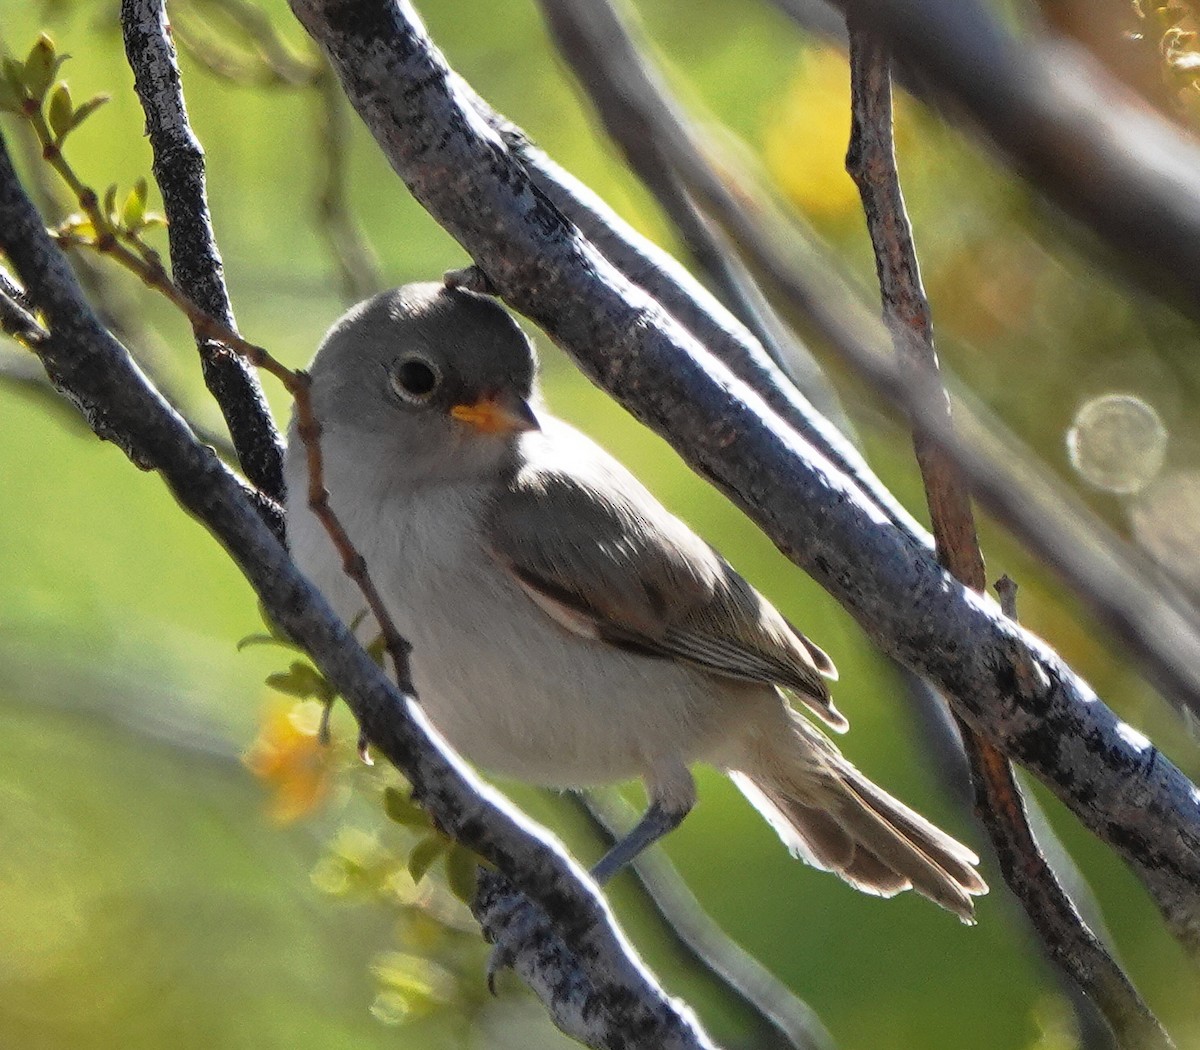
<box><xmin>485</xmin><ymin>426</ymin><xmax>844</xmax><ymax>730</ymax></box>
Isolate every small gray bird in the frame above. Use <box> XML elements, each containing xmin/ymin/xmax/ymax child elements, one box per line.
<box><xmin>285</xmin><ymin>282</ymin><xmax>987</xmax><ymax>920</ymax></box>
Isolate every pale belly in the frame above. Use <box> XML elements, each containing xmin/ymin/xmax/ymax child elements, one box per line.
<box><xmin>289</xmin><ymin>480</ymin><xmax>765</xmax><ymax>788</ymax></box>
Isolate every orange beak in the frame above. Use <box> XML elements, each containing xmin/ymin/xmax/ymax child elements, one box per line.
<box><xmin>449</xmin><ymin>393</ymin><xmax>540</xmax><ymax>435</ymax></box>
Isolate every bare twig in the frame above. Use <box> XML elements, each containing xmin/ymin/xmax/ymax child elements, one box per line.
<box><xmin>313</xmin><ymin>63</ymin><xmax>383</xmax><ymax>302</ymax></box>
<box><xmin>997</xmin><ymin>577</ymin><xmax>1172</xmax><ymax>1046</ymax></box>
<box><xmin>288</xmin><ymin>0</ymin><xmax>1200</xmax><ymax>950</ymax></box>
<box><xmin>0</xmin><ymin>130</ymin><xmax>717</xmax><ymax>1050</ymax></box>
<box><xmin>162</xmin><ymin>3</ymin><xmax>381</xmax><ymax>303</ymax></box>
<box><xmin>846</xmin><ymin>23</ymin><xmax>1171</xmax><ymax>1047</ymax></box>
<box><xmin>845</xmin><ymin>34</ymin><xmax>983</xmax><ymax>584</ymax></box>
<box><xmin>122</xmin><ymin>0</ymin><xmax>285</xmax><ymax>514</ymax></box>
<box><xmin>174</xmin><ymin>0</ymin><xmax>321</xmax><ymax>85</ymax></box>
<box><xmin>826</xmin><ymin>0</ymin><xmax>1200</xmax><ymax>320</ymax></box>
<box><xmin>574</xmin><ymin>790</ymin><xmax>834</xmax><ymax>1050</ymax></box>
<box><xmin>530</xmin><ymin>0</ymin><xmax>1200</xmax><ymax>729</ymax></box>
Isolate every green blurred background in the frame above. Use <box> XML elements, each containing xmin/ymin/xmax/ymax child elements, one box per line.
<box><xmin>2</xmin><ymin>0</ymin><xmax>1199</xmax><ymax>1047</ymax></box>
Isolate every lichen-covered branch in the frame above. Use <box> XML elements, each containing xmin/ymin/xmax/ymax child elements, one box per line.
<box><xmin>121</xmin><ymin>0</ymin><xmax>285</xmax><ymax>513</ymax></box>
<box><xmin>287</xmin><ymin>0</ymin><xmax>1200</xmax><ymax>951</ymax></box>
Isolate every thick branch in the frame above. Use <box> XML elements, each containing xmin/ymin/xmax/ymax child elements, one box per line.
<box><xmin>0</xmin><ymin>134</ymin><xmax>715</xmax><ymax>1050</ymax></box>
<box><xmin>488</xmin><ymin>118</ymin><xmax>909</xmax><ymax>532</ymax></box>
<box><xmin>287</xmin><ymin>0</ymin><xmax>1200</xmax><ymax>950</ymax></box>
<box><xmin>847</xmin><ymin>24</ymin><xmax>1171</xmax><ymax>1046</ymax></box>
<box><xmin>122</xmin><ymin>0</ymin><xmax>286</xmax><ymax>514</ymax></box>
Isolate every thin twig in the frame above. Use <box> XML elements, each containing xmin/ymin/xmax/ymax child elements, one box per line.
<box><xmin>174</xmin><ymin>0</ymin><xmax>321</xmax><ymax>86</ymax></box>
<box><xmin>122</xmin><ymin>0</ymin><xmax>285</xmax><ymax>514</ymax></box>
<box><xmin>845</xmin><ymin>24</ymin><xmax>1171</xmax><ymax>1048</ymax></box>
<box><xmin>573</xmin><ymin>790</ymin><xmax>834</xmax><ymax>1050</ymax></box>
<box><xmin>313</xmin><ymin>63</ymin><xmax>383</xmax><ymax>302</ymax></box>
<box><xmin>827</xmin><ymin>0</ymin><xmax>1200</xmax><ymax>321</ymax></box>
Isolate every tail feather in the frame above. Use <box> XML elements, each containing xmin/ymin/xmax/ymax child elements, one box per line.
<box><xmin>730</xmin><ymin>715</ymin><xmax>988</xmax><ymax>922</ymax></box>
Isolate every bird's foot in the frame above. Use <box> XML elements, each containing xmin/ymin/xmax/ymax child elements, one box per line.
<box><xmin>484</xmin><ymin>894</ymin><xmax>544</xmax><ymax>994</ymax></box>
<box><xmin>474</xmin><ymin>869</ymin><xmax>546</xmax><ymax>995</ymax></box>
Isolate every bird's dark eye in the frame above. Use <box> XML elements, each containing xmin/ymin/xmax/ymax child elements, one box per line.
<box><xmin>390</xmin><ymin>356</ymin><xmax>441</xmax><ymax>402</ymax></box>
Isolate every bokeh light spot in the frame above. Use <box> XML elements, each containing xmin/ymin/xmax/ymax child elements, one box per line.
<box><xmin>1066</xmin><ymin>394</ymin><xmax>1167</xmax><ymax>494</ymax></box>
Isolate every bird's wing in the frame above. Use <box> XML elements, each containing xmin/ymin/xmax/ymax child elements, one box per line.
<box><xmin>484</xmin><ymin>435</ymin><xmax>844</xmax><ymax>731</ymax></box>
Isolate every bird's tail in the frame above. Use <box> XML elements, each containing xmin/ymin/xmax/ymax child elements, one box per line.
<box><xmin>729</xmin><ymin>711</ymin><xmax>987</xmax><ymax>922</ymax></box>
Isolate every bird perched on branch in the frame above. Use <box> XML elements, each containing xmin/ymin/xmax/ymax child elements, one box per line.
<box><xmin>284</xmin><ymin>281</ymin><xmax>987</xmax><ymax>920</ymax></box>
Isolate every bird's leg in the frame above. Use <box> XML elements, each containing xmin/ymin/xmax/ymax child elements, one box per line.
<box><xmin>590</xmin><ymin>766</ymin><xmax>696</xmax><ymax>884</ymax></box>
<box><xmin>485</xmin><ymin>768</ymin><xmax>694</xmax><ymax>991</ymax></box>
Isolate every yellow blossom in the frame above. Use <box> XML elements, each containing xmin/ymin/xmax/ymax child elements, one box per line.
<box><xmin>244</xmin><ymin>700</ymin><xmax>333</xmax><ymax>823</ymax></box>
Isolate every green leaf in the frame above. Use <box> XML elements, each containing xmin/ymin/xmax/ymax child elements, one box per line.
<box><xmin>61</xmin><ymin>92</ymin><xmax>108</xmax><ymax>135</ymax></box>
<box><xmin>1</xmin><ymin>58</ymin><xmax>28</xmax><ymax>106</ymax></box>
<box><xmin>0</xmin><ymin>75</ymin><xmax>22</xmax><ymax>114</ymax></box>
<box><xmin>265</xmin><ymin>660</ymin><xmax>333</xmax><ymax>700</ymax></box>
<box><xmin>444</xmin><ymin>844</ymin><xmax>478</xmax><ymax>904</ymax></box>
<box><xmin>47</xmin><ymin>82</ymin><xmax>71</xmax><ymax>138</ymax></box>
<box><xmin>235</xmin><ymin>632</ymin><xmax>305</xmax><ymax>653</ymax></box>
<box><xmin>23</xmin><ymin>35</ymin><xmax>65</xmax><ymax>103</ymax></box>
<box><xmin>102</xmin><ymin>183</ymin><xmax>117</xmax><ymax>224</ymax></box>
<box><xmin>121</xmin><ymin>177</ymin><xmax>148</xmax><ymax>230</ymax></box>
<box><xmin>382</xmin><ymin>786</ymin><xmax>428</xmax><ymax>828</ymax></box>
<box><xmin>406</xmin><ymin>834</ymin><xmax>446</xmax><ymax>884</ymax></box>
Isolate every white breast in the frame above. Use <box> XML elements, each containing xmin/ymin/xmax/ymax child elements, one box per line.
<box><xmin>285</xmin><ymin>450</ymin><xmax>760</xmax><ymax>788</ymax></box>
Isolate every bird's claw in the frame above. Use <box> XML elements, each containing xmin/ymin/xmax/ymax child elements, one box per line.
<box><xmin>482</xmin><ymin>891</ymin><xmax>542</xmax><ymax>995</ymax></box>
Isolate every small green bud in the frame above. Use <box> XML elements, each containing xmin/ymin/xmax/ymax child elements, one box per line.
<box><xmin>47</xmin><ymin>82</ymin><xmax>72</xmax><ymax>138</ymax></box>
<box><xmin>23</xmin><ymin>35</ymin><xmax>62</xmax><ymax>102</ymax></box>
<box><xmin>122</xmin><ymin>177</ymin><xmax>148</xmax><ymax>229</ymax></box>
<box><xmin>62</xmin><ymin>92</ymin><xmax>109</xmax><ymax>136</ymax></box>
